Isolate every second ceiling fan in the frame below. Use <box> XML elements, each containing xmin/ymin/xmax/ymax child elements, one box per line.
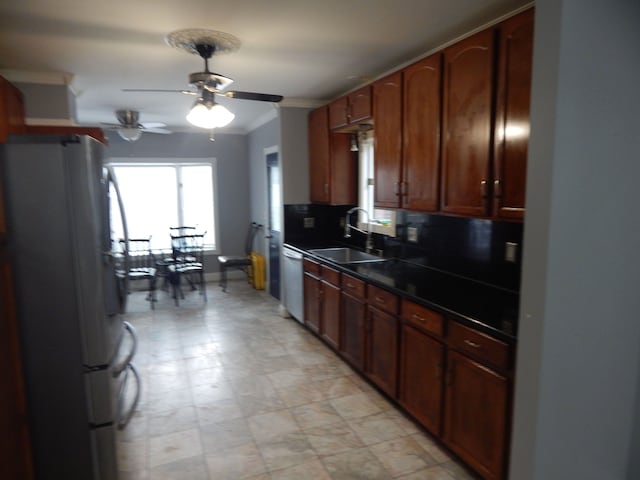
<box><xmin>123</xmin><ymin>29</ymin><xmax>283</xmax><ymax>129</ymax></box>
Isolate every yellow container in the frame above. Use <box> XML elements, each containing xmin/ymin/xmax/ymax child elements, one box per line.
<box><xmin>250</xmin><ymin>252</ymin><xmax>265</xmax><ymax>290</ymax></box>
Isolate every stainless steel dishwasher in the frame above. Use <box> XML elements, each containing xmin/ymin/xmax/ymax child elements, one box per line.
<box><xmin>282</xmin><ymin>246</ymin><xmax>304</xmax><ymax>324</ymax></box>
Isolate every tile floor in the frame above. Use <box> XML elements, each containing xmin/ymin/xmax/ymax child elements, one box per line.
<box><xmin>116</xmin><ymin>280</ymin><xmax>479</xmax><ymax>480</ymax></box>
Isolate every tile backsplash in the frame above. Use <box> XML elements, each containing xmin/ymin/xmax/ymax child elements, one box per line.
<box><xmin>284</xmin><ymin>204</ymin><xmax>523</xmax><ymax>292</ymax></box>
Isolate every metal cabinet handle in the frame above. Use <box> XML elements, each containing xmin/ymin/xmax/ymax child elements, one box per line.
<box><xmin>112</xmin><ymin>321</ymin><xmax>138</xmax><ymax>377</ymax></box>
<box><xmin>464</xmin><ymin>339</ymin><xmax>482</xmax><ymax>349</ymax></box>
<box><xmin>116</xmin><ymin>363</ymin><xmax>141</xmax><ymax>430</ymax></box>
<box><xmin>494</xmin><ymin>179</ymin><xmax>502</xmax><ymax>197</ymax></box>
<box><xmin>480</xmin><ymin>179</ymin><xmax>488</xmax><ymax>198</ymax></box>
<box><xmin>412</xmin><ymin>313</ymin><xmax>425</xmax><ymax>323</ymax></box>
<box><xmin>375</xmin><ymin>295</ymin><xmax>386</xmax><ymax>304</ymax></box>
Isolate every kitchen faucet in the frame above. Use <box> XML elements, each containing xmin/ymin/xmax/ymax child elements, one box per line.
<box><xmin>344</xmin><ymin>207</ymin><xmax>373</xmax><ymax>253</ymax></box>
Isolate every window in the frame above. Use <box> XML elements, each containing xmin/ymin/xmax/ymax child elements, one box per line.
<box><xmin>108</xmin><ymin>160</ymin><xmax>217</xmax><ymax>252</ymax></box>
<box><xmin>358</xmin><ymin>132</ymin><xmax>396</xmax><ymax>236</ymax></box>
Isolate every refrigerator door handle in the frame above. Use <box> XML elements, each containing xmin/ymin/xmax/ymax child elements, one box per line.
<box><xmin>115</xmin><ymin>363</ymin><xmax>141</xmax><ymax>430</ymax></box>
<box><xmin>105</xmin><ymin>166</ymin><xmax>130</xmax><ymax>310</ymax></box>
<box><xmin>112</xmin><ymin>322</ymin><xmax>137</xmax><ymax>377</ymax></box>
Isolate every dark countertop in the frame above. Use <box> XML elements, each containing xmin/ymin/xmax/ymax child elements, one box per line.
<box><xmin>285</xmin><ymin>242</ymin><xmax>519</xmax><ymax>343</ymax></box>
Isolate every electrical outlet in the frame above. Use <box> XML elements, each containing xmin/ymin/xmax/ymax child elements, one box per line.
<box><xmin>303</xmin><ymin>217</ymin><xmax>315</xmax><ymax>228</ymax></box>
<box><xmin>505</xmin><ymin>242</ymin><xmax>518</xmax><ymax>263</ymax></box>
<box><xmin>407</xmin><ymin>226</ymin><xmax>418</xmax><ymax>243</ymax></box>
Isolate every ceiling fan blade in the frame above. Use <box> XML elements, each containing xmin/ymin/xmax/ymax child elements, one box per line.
<box><xmin>100</xmin><ymin>122</ymin><xmax>123</xmax><ymax>128</ymax></box>
<box><xmin>222</xmin><ymin>91</ymin><xmax>283</xmax><ymax>102</ymax></box>
<box><xmin>122</xmin><ymin>88</ymin><xmax>198</xmax><ymax>96</ymax></box>
<box><xmin>142</xmin><ymin>127</ymin><xmax>172</xmax><ymax>134</ymax></box>
<box><xmin>140</xmin><ymin>122</ymin><xmax>167</xmax><ymax>129</ymax></box>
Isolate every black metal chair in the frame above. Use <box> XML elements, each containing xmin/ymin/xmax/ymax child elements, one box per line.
<box><xmin>168</xmin><ymin>233</ymin><xmax>206</xmax><ymax>305</ymax></box>
<box><xmin>156</xmin><ymin>227</ymin><xmax>197</xmax><ymax>290</ymax></box>
<box><xmin>169</xmin><ymin>225</ymin><xmax>197</xmax><ymax>236</ymax></box>
<box><xmin>218</xmin><ymin>222</ymin><xmax>261</xmax><ymax>292</ymax></box>
<box><xmin>116</xmin><ymin>237</ymin><xmax>157</xmax><ymax>309</ymax></box>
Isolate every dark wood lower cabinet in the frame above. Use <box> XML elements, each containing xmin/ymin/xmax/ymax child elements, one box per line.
<box><xmin>320</xmin><ymin>280</ymin><xmax>341</xmax><ymax>350</ymax></box>
<box><xmin>444</xmin><ymin>351</ymin><xmax>509</xmax><ymax>480</ymax></box>
<box><xmin>399</xmin><ymin>324</ymin><xmax>444</xmax><ymax>436</ymax></box>
<box><xmin>304</xmin><ymin>259</ymin><xmax>513</xmax><ymax>480</ymax></box>
<box><xmin>340</xmin><ymin>292</ymin><xmax>366</xmax><ymax>371</ymax></box>
<box><xmin>303</xmin><ymin>272</ymin><xmax>321</xmax><ymax>334</ymax></box>
<box><xmin>366</xmin><ymin>306</ymin><xmax>399</xmax><ymax>397</ymax></box>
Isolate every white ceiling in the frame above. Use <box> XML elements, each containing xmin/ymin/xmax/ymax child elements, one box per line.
<box><xmin>0</xmin><ymin>0</ymin><xmax>530</xmax><ymax>134</ymax></box>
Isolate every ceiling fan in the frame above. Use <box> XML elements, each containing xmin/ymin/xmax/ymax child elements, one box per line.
<box><xmin>102</xmin><ymin>109</ymin><xmax>172</xmax><ymax>142</ymax></box>
<box><xmin>122</xmin><ymin>29</ymin><xmax>283</xmax><ymax>129</ymax></box>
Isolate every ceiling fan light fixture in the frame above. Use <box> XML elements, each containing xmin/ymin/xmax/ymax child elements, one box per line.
<box><xmin>186</xmin><ymin>96</ymin><xmax>235</xmax><ymax>129</ymax></box>
<box><xmin>117</xmin><ymin>127</ymin><xmax>142</xmax><ymax>142</ymax></box>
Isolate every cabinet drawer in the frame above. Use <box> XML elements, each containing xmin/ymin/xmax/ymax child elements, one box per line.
<box><xmin>448</xmin><ymin>321</ymin><xmax>510</xmax><ymax>371</ymax></box>
<box><xmin>321</xmin><ymin>265</ymin><xmax>340</xmax><ymax>286</ymax></box>
<box><xmin>401</xmin><ymin>299</ymin><xmax>444</xmax><ymax>337</ymax></box>
<box><xmin>303</xmin><ymin>258</ymin><xmax>320</xmax><ymax>275</ymax></box>
<box><xmin>368</xmin><ymin>285</ymin><xmax>399</xmax><ymax>314</ymax></box>
<box><xmin>341</xmin><ymin>273</ymin><xmax>365</xmax><ymax>299</ymax></box>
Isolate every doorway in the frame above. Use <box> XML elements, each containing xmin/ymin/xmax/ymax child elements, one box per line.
<box><xmin>265</xmin><ymin>148</ymin><xmax>280</xmax><ymax>300</ymax></box>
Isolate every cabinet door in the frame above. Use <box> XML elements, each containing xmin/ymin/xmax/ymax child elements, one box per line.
<box><xmin>373</xmin><ymin>71</ymin><xmax>403</xmax><ymax>208</ymax></box>
<box><xmin>329</xmin><ymin>132</ymin><xmax>357</xmax><ymax>205</ymax></box>
<box><xmin>328</xmin><ymin>96</ymin><xmax>349</xmax><ymax>130</ymax></box>
<box><xmin>321</xmin><ymin>280</ymin><xmax>341</xmax><ymax>350</ymax></box>
<box><xmin>399</xmin><ymin>324</ymin><xmax>444</xmax><ymax>436</ymax></box>
<box><xmin>402</xmin><ymin>53</ymin><xmax>442</xmax><ymax>212</ymax></box>
<box><xmin>341</xmin><ymin>292</ymin><xmax>366</xmax><ymax>371</ymax></box>
<box><xmin>441</xmin><ymin>29</ymin><xmax>495</xmax><ymax>216</ymax></box>
<box><xmin>1</xmin><ymin>76</ymin><xmax>26</xmax><ymax>142</ymax></box>
<box><xmin>303</xmin><ymin>272</ymin><xmax>321</xmax><ymax>334</ymax></box>
<box><xmin>348</xmin><ymin>86</ymin><xmax>372</xmax><ymax>124</ymax></box>
<box><xmin>444</xmin><ymin>351</ymin><xmax>508</xmax><ymax>480</ymax></box>
<box><xmin>308</xmin><ymin>107</ymin><xmax>330</xmax><ymax>203</ymax></box>
<box><xmin>0</xmin><ymin>260</ymin><xmax>34</xmax><ymax>479</ymax></box>
<box><xmin>493</xmin><ymin>8</ymin><xmax>534</xmax><ymax>220</ymax></box>
<box><xmin>366</xmin><ymin>306</ymin><xmax>399</xmax><ymax>397</ymax></box>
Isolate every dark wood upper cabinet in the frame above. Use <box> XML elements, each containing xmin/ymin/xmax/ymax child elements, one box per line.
<box><xmin>349</xmin><ymin>86</ymin><xmax>373</xmax><ymax>124</ymax></box>
<box><xmin>493</xmin><ymin>8</ymin><xmax>534</xmax><ymax>220</ymax></box>
<box><xmin>0</xmin><ymin>76</ymin><xmax>26</xmax><ymax>142</ymax></box>
<box><xmin>373</xmin><ymin>71</ymin><xmax>403</xmax><ymax>208</ymax></box>
<box><xmin>441</xmin><ymin>28</ymin><xmax>496</xmax><ymax>217</ymax></box>
<box><xmin>402</xmin><ymin>53</ymin><xmax>442</xmax><ymax>212</ymax></box>
<box><xmin>328</xmin><ymin>86</ymin><xmax>372</xmax><ymax>131</ymax></box>
<box><xmin>329</xmin><ymin>96</ymin><xmax>349</xmax><ymax>130</ymax></box>
<box><xmin>308</xmin><ymin>106</ymin><xmax>331</xmax><ymax>203</ymax></box>
<box><xmin>309</xmin><ymin>106</ymin><xmax>357</xmax><ymax>205</ymax></box>
<box><xmin>329</xmin><ymin>132</ymin><xmax>357</xmax><ymax>205</ymax></box>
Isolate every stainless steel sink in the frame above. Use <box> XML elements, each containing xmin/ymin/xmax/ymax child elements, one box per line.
<box><xmin>308</xmin><ymin>247</ymin><xmax>386</xmax><ymax>264</ymax></box>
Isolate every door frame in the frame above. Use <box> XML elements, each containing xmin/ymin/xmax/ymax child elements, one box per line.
<box><xmin>263</xmin><ymin>145</ymin><xmax>280</xmax><ymax>298</ymax></box>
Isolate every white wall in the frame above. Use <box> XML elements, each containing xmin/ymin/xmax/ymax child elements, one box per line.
<box><xmin>247</xmin><ymin>117</ymin><xmax>279</xmax><ymax>258</ymax></box>
<box><xmin>510</xmin><ymin>1</ymin><xmax>640</xmax><ymax>479</ymax></box>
